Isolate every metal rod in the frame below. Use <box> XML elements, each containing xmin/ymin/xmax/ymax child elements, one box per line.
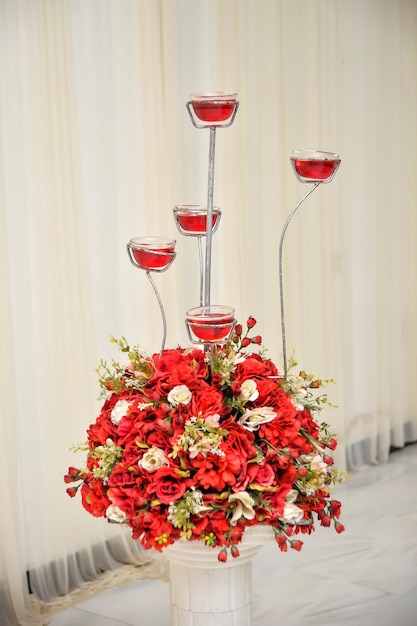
<box><xmin>203</xmin><ymin>127</ymin><xmax>217</xmax><ymax>306</ymax></box>
<box><xmin>146</xmin><ymin>270</ymin><xmax>167</xmax><ymax>357</ymax></box>
<box><xmin>279</xmin><ymin>182</ymin><xmax>320</xmax><ymax>375</ymax></box>
<box><xmin>198</xmin><ymin>236</ymin><xmax>204</xmax><ymax>306</ymax></box>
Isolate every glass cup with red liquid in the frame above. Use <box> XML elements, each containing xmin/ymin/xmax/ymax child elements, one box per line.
<box><xmin>186</xmin><ymin>305</ymin><xmax>236</xmax><ymax>344</ymax></box>
<box><xmin>173</xmin><ymin>205</ymin><xmax>222</xmax><ymax>237</ymax></box>
<box><xmin>187</xmin><ymin>92</ymin><xmax>238</xmax><ymax>128</ymax></box>
<box><xmin>290</xmin><ymin>150</ymin><xmax>341</xmax><ymax>184</ymax></box>
<box><xmin>127</xmin><ymin>236</ymin><xmax>176</xmax><ymax>272</ymax></box>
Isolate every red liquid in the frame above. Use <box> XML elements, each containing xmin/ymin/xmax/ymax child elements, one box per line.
<box><xmin>177</xmin><ymin>213</ymin><xmax>220</xmax><ymax>235</ymax></box>
<box><xmin>188</xmin><ymin>315</ymin><xmax>235</xmax><ymax>341</ymax></box>
<box><xmin>132</xmin><ymin>247</ymin><xmax>175</xmax><ymax>270</ymax></box>
<box><xmin>292</xmin><ymin>159</ymin><xmax>339</xmax><ymax>182</ymax></box>
<box><xmin>191</xmin><ymin>101</ymin><xmax>236</xmax><ymax>123</ymax></box>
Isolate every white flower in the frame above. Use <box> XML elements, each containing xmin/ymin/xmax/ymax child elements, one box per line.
<box><xmin>297</xmin><ymin>455</ymin><xmax>328</xmax><ymax>494</ymax></box>
<box><xmin>188</xmin><ymin>436</ymin><xmax>216</xmax><ymax>459</ymax></box>
<box><xmin>186</xmin><ymin>489</ymin><xmax>208</xmax><ymax>514</ymax></box>
<box><xmin>137</xmin><ymin>402</ymin><xmax>152</xmax><ymax>410</ymax></box>
<box><xmin>167</xmin><ymin>384</ymin><xmax>192</xmax><ymax>406</ymax></box>
<box><xmin>106</xmin><ymin>504</ymin><xmax>127</xmax><ymax>523</ymax></box>
<box><xmin>205</xmin><ymin>413</ymin><xmax>221</xmax><ymax>428</ymax></box>
<box><xmin>286</xmin><ymin>375</ymin><xmax>308</xmax><ymax>410</ymax></box>
<box><xmin>138</xmin><ymin>447</ymin><xmax>170</xmax><ymax>471</ymax></box>
<box><xmin>291</xmin><ymin>397</ymin><xmax>306</xmax><ymax>411</ymax></box>
<box><xmin>228</xmin><ymin>491</ymin><xmax>256</xmax><ymax>524</ymax></box>
<box><xmin>239</xmin><ymin>379</ymin><xmax>259</xmax><ymax>403</ymax></box>
<box><xmin>310</xmin><ymin>454</ymin><xmax>328</xmax><ymax>473</ymax></box>
<box><xmin>238</xmin><ymin>406</ymin><xmax>276</xmax><ymax>431</ymax></box>
<box><xmin>281</xmin><ymin>489</ymin><xmax>304</xmax><ymax>524</ymax></box>
<box><xmin>287</xmin><ymin>375</ymin><xmax>307</xmax><ymax>395</ymax></box>
<box><xmin>110</xmin><ymin>399</ymin><xmax>132</xmax><ymax>425</ymax></box>
<box><xmin>300</xmin><ymin>454</ymin><xmax>327</xmax><ymax>474</ymax></box>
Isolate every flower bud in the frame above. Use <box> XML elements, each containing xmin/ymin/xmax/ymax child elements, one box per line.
<box><xmin>247</xmin><ymin>316</ymin><xmax>257</xmax><ymax>329</ymax></box>
<box><xmin>217</xmin><ymin>548</ymin><xmax>228</xmax><ymax>562</ymax></box>
<box><xmin>230</xmin><ymin>545</ymin><xmax>240</xmax><ymax>558</ymax></box>
<box><xmin>234</xmin><ymin>324</ymin><xmax>243</xmax><ymax>336</ymax></box>
<box><xmin>290</xmin><ymin>540</ymin><xmax>303</xmax><ymax>551</ymax></box>
<box><xmin>330</xmin><ymin>500</ymin><xmax>342</xmax><ymax>518</ymax></box>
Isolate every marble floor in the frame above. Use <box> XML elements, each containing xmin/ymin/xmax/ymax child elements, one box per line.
<box><xmin>49</xmin><ymin>444</ymin><xmax>417</xmax><ymax>626</ymax></box>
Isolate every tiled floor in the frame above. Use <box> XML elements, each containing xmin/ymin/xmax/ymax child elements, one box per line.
<box><xmin>49</xmin><ymin>444</ymin><xmax>417</xmax><ymax>625</ymax></box>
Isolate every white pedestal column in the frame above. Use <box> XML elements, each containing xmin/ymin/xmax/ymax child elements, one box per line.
<box><xmin>164</xmin><ymin>527</ymin><xmax>274</xmax><ymax>626</ymax></box>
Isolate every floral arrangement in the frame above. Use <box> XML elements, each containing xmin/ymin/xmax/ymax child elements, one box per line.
<box><xmin>65</xmin><ymin>318</ymin><xmax>346</xmax><ymax>562</ymax></box>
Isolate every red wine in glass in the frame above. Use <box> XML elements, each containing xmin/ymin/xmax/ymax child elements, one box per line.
<box><xmin>192</xmin><ymin>101</ymin><xmax>236</xmax><ymax>123</ymax></box>
<box><xmin>127</xmin><ymin>237</ymin><xmax>176</xmax><ymax>272</ymax></box>
<box><xmin>186</xmin><ymin>306</ymin><xmax>236</xmax><ymax>343</ymax></box>
<box><xmin>188</xmin><ymin>92</ymin><xmax>238</xmax><ymax>128</ymax></box>
<box><xmin>290</xmin><ymin>150</ymin><xmax>341</xmax><ymax>183</ymax></box>
<box><xmin>173</xmin><ymin>206</ymin><xmax>221</xmax><ymax>237</ymax></box>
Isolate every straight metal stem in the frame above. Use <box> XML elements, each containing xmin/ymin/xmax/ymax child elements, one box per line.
<box><xmin>279</xmin><ymin>182</ymin><xmax>320</xmax><ymax>375</ymax></box>
<box><xmin>146</xmin><ymin>270</ymin><xmax>167</xmax><ymax>357</ymax></box>
<box><xmin>203</xmin><ymin>127</ymin><xmax>216</xmax><ymax>306</ymax></box>
<box><xmin>198</xmin><ymin>236</ymin><xmax>204</xmax><ymax>306</ymax></box>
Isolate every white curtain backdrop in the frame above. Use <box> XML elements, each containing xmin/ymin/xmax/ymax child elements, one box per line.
<box><xmin>0</xmin><ymin>0</ymin><xmax>416</xmax><ymax>624</ymax></box>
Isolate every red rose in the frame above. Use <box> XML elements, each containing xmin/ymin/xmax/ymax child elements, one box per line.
<box><xmin>258</xmin><ymin>390</ymin><xmax>299</xmax><ymax>448</ymax></box>
<box><xmin>252</xmin><ymin>379</ymin><xmax>280</xmax><ymax>405</ymax></box>
<box><xmin>146</xmin><ymin>431</ymin><xmax>171</xmax><ymax>452</ymax></box>
<box><xmin>87</xmin><ymin>413</ymin><xmax>116</xmax><ymax>446</ymax></box>
<box><xmin>80</xmin><ymin>480</ymin><xmax>110</xmax><ymax>517</ymax></box>
<box><xmin>148</xmin><ymin>348</ymin><xmax>208</xmax><ymax>398</ymax></box>
<box><xmin>128</xmin><ymin>405</ymin><xmax>168</xmax><ymax>439</ymax></box>
<box><xmin>219</xmin><ymin>419</ymin><xmax>257</xmax><ymax>468</ymax></box>
<box><xmin>191</xmin><ymin>386</ymin><xmax>228</xmax><ymax>418</ymax></box>
<box><xmin>120</xmin><ymin>441</ymin><xmax>145</xmax><ymax>466</ymax></box>
<box><xmin>269</xmin><ymin>483</ymin><xmax>293</xmax><ymax>517</ymax></box>
<box><xmin>130</xmin><ymin>509</ymin><xmax>179</xmax><ymax>550</ymax></box>
<box><xmin>234</xmin><ymin>354</ymin><xmax>278</xmax><ymax>381</ymax></box>
<box><xmin>149</xmin><ymin>467</ymin><xmax>191</xmax><ymax>504</ymax></box>
<box><xmin>193</xmin><ymin>420</ymin><xmax>257</xmax><ymax>491</ymax></box>
<box><xmin>253</xmin><ymin>463</ymin><xmax>275</xmax><ymax>487</ymax></box>
<box><xmin>193</xmin><ymin>454</ymin><xmax>235</xmax><ymax>491</ymax></box>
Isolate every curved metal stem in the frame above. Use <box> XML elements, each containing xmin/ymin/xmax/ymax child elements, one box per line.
<box><xmin>146</xmin><ymin>270</ymin><xmax>167</xmax><ymax>357</ymax></box>
<box><xmin>203</xmin><ymin>127</ymin><xmax>216</xmax><ymax>306</ymax></box>
<box><xmin>279</xmin><ymin>182</ymin><xmax>320</xmax><ymax>375</ymax></box>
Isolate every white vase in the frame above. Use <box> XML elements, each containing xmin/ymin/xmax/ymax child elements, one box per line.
<box><xmin>164</xmin><ymin>526</ymin><xmax>274</xmax><ymax>626</ymax></box>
